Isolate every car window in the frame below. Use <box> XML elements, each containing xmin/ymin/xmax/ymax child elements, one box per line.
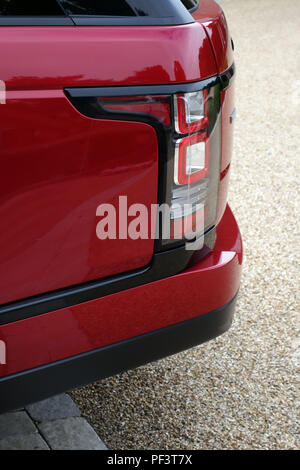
<box><xmin>0</xmin><ymin>0</ymin><xmax>195</xmax><ymax>25</ymax></box>
<box><xmin>58</xmin><ymin>1</ymin><xmax>199</xmax><ymax>18</ymax></box>
<box><xmin>0</xmin><ymin>0</ymin><xmax>64</xmax><ymax>15</ymax></box>
<box><xmin>58</xmin><ymin>1</ymin><xmax>136</xmax><ymax>17</ymax></box>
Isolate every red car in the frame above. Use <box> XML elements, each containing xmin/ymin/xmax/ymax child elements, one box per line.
<box><xmin>0</xmin><ymin>0</ymin><xmax>242</xmax><ymax>413</ymax></box>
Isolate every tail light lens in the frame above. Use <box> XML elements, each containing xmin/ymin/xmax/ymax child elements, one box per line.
<box><xmin>86</xmin><ymin>82</ymin><xmax>221</xmax><ymax>251</ymax></box>
<box><xmin>174</xmin><ymin>132</ymin><xmax>208</xmax><ymax>185</ymax></box>
<box><xmin>166</xmin><ymin>84</ymin><xmax>221</xmax><ymax>248</ymax></box>
<box><xmin>174</xmin><ymin>90</ymin><xmax>209</xmax><ymax>134</ymax></box>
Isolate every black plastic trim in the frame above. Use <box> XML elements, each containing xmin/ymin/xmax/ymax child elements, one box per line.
<box><xmin>70</xmin><ymin>15</ymin><xmax>193</xmax><ymax>26</ymax></box>
<box><xmin>0</xmin><ymin>293</ymin><xmax>237</xmax><ymax>413</ymax></box>
<box><xmin>66</xmin><ymin>76</ymin><xmax>220</xmax><ymax>99</ymax></box>
<box><xmin>66</xmin><ymin>0</ymin><xmax>194</xmax><ymax>26</ymax></box>
<box><xmin>65</xmin><ymin>66</ymin><xmax>235</xmax><ymax>99</ymax></box>
<box><xmin>0</xmin><ymin>16</ymin><xmax>74</xmax><ymax>26</ymax></box>
<box><xmin>219</xmin><ymin>64</ymin><xmax>236</xmax><ymax>90</ymax></box>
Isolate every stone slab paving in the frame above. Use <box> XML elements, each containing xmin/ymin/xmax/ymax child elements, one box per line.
<box><xmin>26</xmin><ymin>394</ymin><xmax>81</xmax><ymax>423</ymax></box>
<box><xmin>0</xmin><ymin>433</ymin><xmax>50</xmax><ymax>450</ymax></box>
<box><xmin>38</xmin><ymin>417</ymin><xmax>107</xmax><ymax>450</ymax></box>
<box><xmin>0</xmin><ymin>394</ymin><xmax>107</xmax><ymax>450</ymax></box>
<box><xmin>0</xmin><ymin>411</ymin><xmax>37</xmax><ymax>439</ymax></box>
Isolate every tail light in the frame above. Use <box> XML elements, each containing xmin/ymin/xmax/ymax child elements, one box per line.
<box><xmin>67</xmin><ymin>80</ymin><xmax>222</xmax><ymax>252</ymax></box>
<box><xmin>166</xmin><ymin>85</ymin><xmax>221</xmax><ymax>248</ymax></box>
<box><xmin>174</xmin><ymin>132</ymin><xmax>208</xmax><ymax>186</ymax></box>
<box><xmin>174</xmin><ymin>90</ymin><xmax>209</xmax><ymax>134</ymax></box>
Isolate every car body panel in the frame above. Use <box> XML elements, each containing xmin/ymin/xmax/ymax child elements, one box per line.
<box><xmin>0</xmin><ymin>204</ymin><xmax>242</xmax><ymax>378</ymax></box>
<box><xmin>0</xmin><ymin>90</ymin><xmax>158</xmax><ymax>304</ymax></box>
<box><xmin>0</xmin><ymin>23</ymin><xmax>216</xmax><ymax>91</ymax></box>
<box><xmin>217</xmin><ymin>79</ymin><xmax>236</xmax><ymax>223</ymax></box>
<box><xmin>193</xmin><ymin>0</ymin><xmax>234</xmax><ymax>73</ymax></box>
<box><xmin>0</xmin><ymin>1</ymin><xmax>242</xmax><ymax>411</ymax></box>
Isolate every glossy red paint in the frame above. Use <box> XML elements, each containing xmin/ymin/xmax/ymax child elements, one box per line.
<box><xmin>0</xmin><ymin>90</ymin><xmax>158</xmax><ymax>305</ymax></box>
<box><xmin>0</xmin><ymin>22</ymin><xmax>216</xmax><ymax>91</ymax></box>
<box><xmin>214</xmin><ymin>205</ymin><xmax>243</xmax><ymax>266</ymax></box>
<box><xmin>193</xmin><ymin>0</ymin><xmax>234</xmax><ymax>74</ymax></box>
<box><xmin>216</xmin><ymin>81</ymin><xmax>236</xmax><ymax>223</ymax></box>
<box><xmin>220</xmin><ymin>83</ymin><xmax>235</xmax><ymax>173</ymax></box>
<box><xmin>0</xmin><ymin>205</ymin><xmax>242</xmax><ymax>378</ymax></box>
<box><xmin>0</xmin><ymin>1</ymin><xmax>242</xmax><ymax>399</ymax></box>
<box><xmin>217</xmin><ymin>169</ymin><xmax>231</xmax><ymax>225</ymax></box>
<box><xmin>0</xmin><ymin>8</ymin><xmax>227</xmax><ymax>306</ymax></box>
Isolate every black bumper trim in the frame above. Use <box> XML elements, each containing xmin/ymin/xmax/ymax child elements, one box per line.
<box><xmin>0</xmin><ymin>294</ymin><xmax>237</xmax><ymax>413</ymax></box>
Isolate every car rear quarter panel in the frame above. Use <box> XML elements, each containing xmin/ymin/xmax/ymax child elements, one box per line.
<box><xmin>0</xmin><ymin>23</ymin><xmax>217</xmax><ymax>90</ymax></box>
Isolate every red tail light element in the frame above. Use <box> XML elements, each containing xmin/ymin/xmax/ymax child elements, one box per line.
<box><xmin>98</xmin><ymin>95</ymin><xmax>171</xmax><ymax>126</ymax></box>
<box><xmin>168</xmin><ymin>85</ymin><xmax>220</xmax><ymax>245</ymax></box>
<box><xmin>174</xmin><ymin>132</ymin><xmax>209</xmax><ymax>185</ymax></box>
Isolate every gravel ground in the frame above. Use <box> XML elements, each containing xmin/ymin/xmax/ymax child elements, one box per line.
<box><xmin>72</xmin><ymin>0</ymin><xmax>300</xmax><ymax>450</ymax></box>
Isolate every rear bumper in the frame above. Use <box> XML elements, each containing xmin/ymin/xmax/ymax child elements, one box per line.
<box><xmin>0</xmin><ymin>295</ymin><xmax>237</xmax><ymax>413</ymax></box>
<box><xmin>0</xmin><ymin>204</ymin><xmax>242</xmax><ymax>413</ymax></box>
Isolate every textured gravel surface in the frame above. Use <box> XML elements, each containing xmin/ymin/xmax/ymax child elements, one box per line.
<box><xmin>72</xmin><ymin>0</ymin><xmax>300</xmax><ymax>450</ymax></box>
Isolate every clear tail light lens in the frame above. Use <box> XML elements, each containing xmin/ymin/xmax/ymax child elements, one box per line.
<box><xmin>174</xmin><ymin>90</ymin><xmax>209</xmax><ymax>134</ymax></box>
<box><xmin>165</xmin><ymin>85</ymin><xmax>220</xmax><ymax>247</ymax></box>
